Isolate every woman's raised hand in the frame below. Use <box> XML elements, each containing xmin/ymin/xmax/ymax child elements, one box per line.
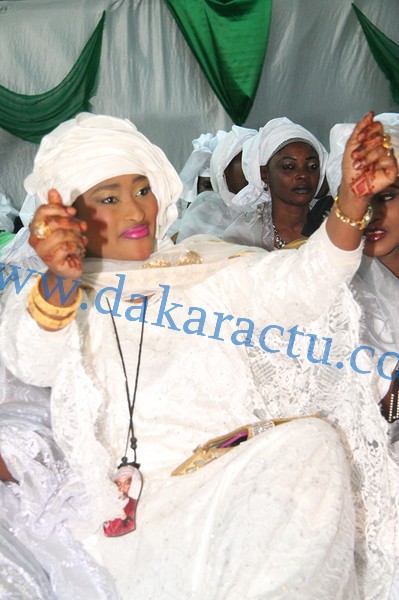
<box><xmin>341</xmin><ymin>111</ymin><xmax>398</xmax><ymax>200</ymax></box>
<box><xmin>326</xmin><ymin>112</ymin><xmax>398</xmax><ymax>250</ymax></box>
<box><xmin>29</xmin><ymin>189</ymin><xmax>87</xmax><ymax>280</ymax></box>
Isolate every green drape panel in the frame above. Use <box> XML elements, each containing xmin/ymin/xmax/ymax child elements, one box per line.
<box><xmin>352</xmin><ymin>4</ymin><xmax>399</xmax><ymax>105</ymax></box>
<box><xmin>165</xmin><ymin>0</ymin><xmax>272</xmax><ymax>124</ymax></box>
<box><xmin>0</xmin><ymin>12</ymin><xmax>105</xmax><ymax>143</ymax></box>
<box><xmin>0</xmin><ymin>232</ymin><xmax>15</xmax><ymax>248</ymax></box>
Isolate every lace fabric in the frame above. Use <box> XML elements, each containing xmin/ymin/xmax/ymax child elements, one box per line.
<box><xmin>0</xmin><ymin>223</ymin><xmax>396</xmax><ymax>598</ymax></box>
<box><xmin>0</xmin><ymin>344</ymin><xmax>119</xmax><ymax>598</ymax></box>
<box><xmin>243</xmin><ymin>286</ymin><xmax>398</xmax><ymax>599</ymax></box>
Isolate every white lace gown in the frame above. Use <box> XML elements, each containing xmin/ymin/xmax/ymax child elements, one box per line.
<box><xmin>0</xmin><ymin>222</ymin><xmax>397</xmax><ymax>599</ymax></box>
<box><xmin>351</xmin><ymin>256</ymin><xmax>399</xmax><ymax>599</ymax></box>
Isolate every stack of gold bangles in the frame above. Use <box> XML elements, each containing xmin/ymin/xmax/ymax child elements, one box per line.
<box><xmin>334</xmin><ymin>196</ymin><xmax>372</xmax><ymax>230</ymax></box>
<box><xmin>27</xmin><ymin>275</ymin><xmax>82</xmax><ymax>330</ymax></box>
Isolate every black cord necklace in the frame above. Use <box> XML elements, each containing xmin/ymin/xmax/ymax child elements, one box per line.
<box><xmin>107</xmin><ymin>296</ymin><xmax>148</xmax><ymax>468</ymax></box>
<box><xmin>103</xmin><ymin>296</ymin><xmax>148</xmax><ymax>538</ymax></box>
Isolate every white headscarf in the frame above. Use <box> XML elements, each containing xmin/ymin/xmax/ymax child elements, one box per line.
<box><xmin>3</xmin><ymin>113</ymin><xmax>265</xmax><ymax>298</ymax></box>
<box><xmin>326</xmin><ymin>113</ymin><xmax>399</xmax><ymax>198</ymax></box>
<box><xmin>0</xmin><ymin>193</ymin><xmax>18</xmax><ymax>233</ymax></box>
<box><xmin>210</xmin><ymin>125</ymin><xmax>258</xmax><ymax>211</ymax></box>
<box><xmin>240</xmin><ymin>117</ymin><xmax>328</xmax><ymax>209</ymax></box>
<box><xmin>24</xmin><ymin>113</ymin><xmax>183</xmax><ymax>242</ymax></box>
<box><xmin>179</xmin><ymin>131</ymin><xmax>228</xmax><ymax>205</ymax></box>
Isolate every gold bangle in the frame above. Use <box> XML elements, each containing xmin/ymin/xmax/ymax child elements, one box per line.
<box><xmin>334</xmin><ymin>196</ymin><xmax>372</xmax><ymax>231</ymax></box>
<box><xmin>30</xmin><ymin>275</ymin><xmax>82</xmax><ymax>317</ymax></box>
<box><xmin>27</xmin><ymin>295</ymin><xmax>78</xmax><ymax>330</ymax></box>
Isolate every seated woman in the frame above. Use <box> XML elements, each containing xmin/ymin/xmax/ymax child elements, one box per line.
<box><xmin>0</xmin><ymin>112</ymin><xmax>396</xmax><ymax>599</ymax></box>
<box><xmin>0</xmin><ymin>193</ymin><xmax>18</xmax><ymax>251</ymax></box>
<box><xmin>166</xmin><ymin>130</ymin><xmax>227</xmax><ymax>240</ymax></box>
<box><xmin>179</xmin><ymin>118</ymin><xmax>332</xmax><ymax>250</ymax></box>
<box><xmin>240</xmin><ymin>117</ymin><xmax>332</xmax><ymax>250</ymax></box>
<box><xmin>328</xmin><ymin>114</ymin><xmax>399</xmax><ymax>427</ymax></box>
<box><xmin>176</xmin><ymin>124</ymin><xmax>259</xmax><ymax>242</ymax></box>
<box><xmin>326</xmin><ymin>112</ymin><xmax>399</xmax><ymax>600</ymax></box>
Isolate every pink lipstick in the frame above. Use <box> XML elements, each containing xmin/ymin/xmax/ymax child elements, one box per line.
<box><xmin>121</xmin><ymin>224</ymin><xmax>149</xmax><ymax>240</ymax></box>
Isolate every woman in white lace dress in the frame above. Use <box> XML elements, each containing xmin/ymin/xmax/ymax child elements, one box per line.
<box><xmin>326</xmin><ymin>114</ymin><xmax>399</xmax><ymax>599</ymax></box>
<box><xmin>0</xmin><ymin>112</ymin><xmax>397</xmax><ymax>599</ymax></box>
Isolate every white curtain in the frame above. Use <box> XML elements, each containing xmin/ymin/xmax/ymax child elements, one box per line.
<box><xmin>0</xmin><ymin>0</ymin><xmax>231</xmax><ymax>208</ymax></box>
<box><xmin>0</xmin><ymin>0</ymin><xmax>398</xmax><ymax>209</ymax></box>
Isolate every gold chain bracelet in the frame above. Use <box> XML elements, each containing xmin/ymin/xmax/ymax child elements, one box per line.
<box><xmin>334</xmin><ymin>196</ymin><xmax>372</xmax><ymax>230</ymax></box>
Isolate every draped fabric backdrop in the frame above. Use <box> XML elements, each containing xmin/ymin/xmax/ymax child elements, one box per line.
<box><xmin>0</xmin><ymin>0</ymin><xmax>398</xmax><ymax>209</ymax></box>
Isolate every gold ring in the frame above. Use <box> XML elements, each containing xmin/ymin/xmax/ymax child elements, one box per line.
<box><xmin>32</xmin><ymin>220</ymin><xmax>51</xmax><ymax>240</ymax></box>
<box><xmin>383</xmin><ymin>134</ymin><xmax>391</xmax><ymax>149</ymax></box>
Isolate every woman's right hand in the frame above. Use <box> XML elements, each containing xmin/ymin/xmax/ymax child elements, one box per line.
<box><xmin>29</xmin><ymin>189</ymin><xmax>87</xmax><ymax>281</ymax></box>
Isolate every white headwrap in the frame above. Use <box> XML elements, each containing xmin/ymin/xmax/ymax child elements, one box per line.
<box><xmin>113</xmin><ymin>465</ymin><xmax>142</xmax><ymax>500</ymax></box>
<box><xmin>0</xmin><ymin>193</ymin><xmax>18</xmax><ymax>233</ymax></box>
<box><xmin>240</xmin><ymin>117</ymin><xmax>328</xmax><ymax>209</ymax></box>
<box><xmin>327</xmin><ymin>113</ymin><xmax>399</xmax><ymax>198</ymax></box>
<box><xmin>24</xmin><ymin>113</ymin><xmax>183</xmax><ymax>241</ymax></box>
<box><xmin>179</xmin><ymin>131</ymin><xmax>228</xmax><ymax>205</ymax></box>
<box><xmin>210</xmin><ymin>125</ymin><xmax>258</xmax><ymax>211</ymax></box>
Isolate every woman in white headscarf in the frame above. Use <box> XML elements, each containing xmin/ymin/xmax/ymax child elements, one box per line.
<box><xmin>179</xmin><ymin>118</ymin><xmax>330</xmax><ymax>251</ymax></box>
<box><xmin>240</xmin><ymin>117</ymin><xmax>330</xmax><ymax>250</ymax></box>
<box><xmin>176</xmin><ymin>125</ymin><xmax>260</xmax><ymax>242</ymax></box>
<box><xmin>327</xmin><ymin>112</ymin><xmax>399</xmax><ymax>600</ymax></box>
<box><xmin>328</xmin><ymin>114</ymin><xmax>399</xmax><ymax>424</ymax></box>
<box><xmin>166</xmin><ymin>130</ymin><xmax>227</xmax><ymax>239</ymax></box>
<box><xmin>0</xmin><ymin>112</ymin><xmax>397</xmax><ymax>600</ymax></box>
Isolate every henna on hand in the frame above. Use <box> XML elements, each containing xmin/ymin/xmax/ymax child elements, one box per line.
<box><xmin>349</xmin><ymin>170</ymin><xmax>376</xmax><ymax>196</ymax></box>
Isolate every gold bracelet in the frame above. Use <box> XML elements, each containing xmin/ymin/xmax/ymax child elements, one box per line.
<box><xmin>334</xmin><ymin>196</ymin><xmax>372</xmax><ymax>231</ymax></box>
<box><xmin>30</xmin><ymin>275</ymin><xmax>82</xmax><ymax>317</ymax></box>
<box><xmin>27</xmin><ymin>294</ymin><xmax>78</xmax><ymax>330</ymax></box>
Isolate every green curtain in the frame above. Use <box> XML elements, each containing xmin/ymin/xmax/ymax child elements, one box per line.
<box><xmin>0</xmin><ymin>12</ymin><xmax>106</xmax><ymax>143</ymax></box>
<box><xmin>0</xmin><ymin>232</ymin><xmax>15</xmax><ymax>248</ymax></box>
<box><xmin>352</xmin><ymin>4</ymin><xmax>399</xmax><ymax>105</ymax></box>
<box><xmin>165</xmin><ymin>0</ymin><xmax>272</xmax><ymax>124</ymax></box>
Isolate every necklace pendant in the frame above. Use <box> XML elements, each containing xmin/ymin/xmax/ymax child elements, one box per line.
<box><xmin>272</xmin><ymin>224</ymin><xmax>287</xmax><ymax>249</ymax></box>
<box><xmin>103</xmin><ymin>464</ymin><xmax>143</xmax><ymax>537</ymax></box>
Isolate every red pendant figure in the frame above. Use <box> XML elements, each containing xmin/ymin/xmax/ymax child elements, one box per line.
<box><xmin>103</xmin><ymin>465</ymin><xmax>143</xmax><ymax>537</ymax></box>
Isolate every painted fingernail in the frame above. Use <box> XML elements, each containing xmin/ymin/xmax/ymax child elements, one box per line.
<box><xmin>353</xmin><ymin>160</ymin><xmax>365</xmax><ymax>170</ymax></box>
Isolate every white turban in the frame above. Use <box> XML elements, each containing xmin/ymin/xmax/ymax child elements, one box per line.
<box><xmin>240</xmin><ymin>117</ymin><xmax>328</xmax><ymax>207</ymax></box>
<box><xmin>179</xmin><ymin>130</ymin><xmax>228</xmax><ymax>204</ymax></box>
<box><xmin>210</xmin><ymin>125</ymin><xmax>258</xmax><ymax>210</ymax></box>
<box><xmin>326</xmin><ymin>113</ymin><xmax>399</xmax><ymax>198</ymax></box>
<box><xmin>113</xmin><ymin>465</ymin><xmax>142</xmax><ymax>500</ymax></box>
<box><xmin>0</xmin><ymin>193</ymin><xmax>18</xmax><ymax>232</ymax></box>
<box><xmin>24</xmin><ymin>113</ymin><xmax>183</xmax><ymax>241</ymax></box>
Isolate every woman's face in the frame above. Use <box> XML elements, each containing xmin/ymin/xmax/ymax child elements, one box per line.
<box><xmin>197</xmin><ymin>176</ymin><xmax>212</xmax><ymax>194</ymax></box>
<box><xmin>363</xmin><ymin>178</ymin><xmax>399</xmax><ymax>269</ymax></box>
<box><xmin>262</xmin><ymin>142</ymin><xmax>320</xmax><ymax>206</ymax></box>
<box><xmin>224</xmin><ymin>151</ymin><xmax>248</xmax><ymax>194</ymax></box>
<box><xmin>74</xmin><ymin>174</ymin><xmax>158</xmax><ymax>261</ymax></box>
